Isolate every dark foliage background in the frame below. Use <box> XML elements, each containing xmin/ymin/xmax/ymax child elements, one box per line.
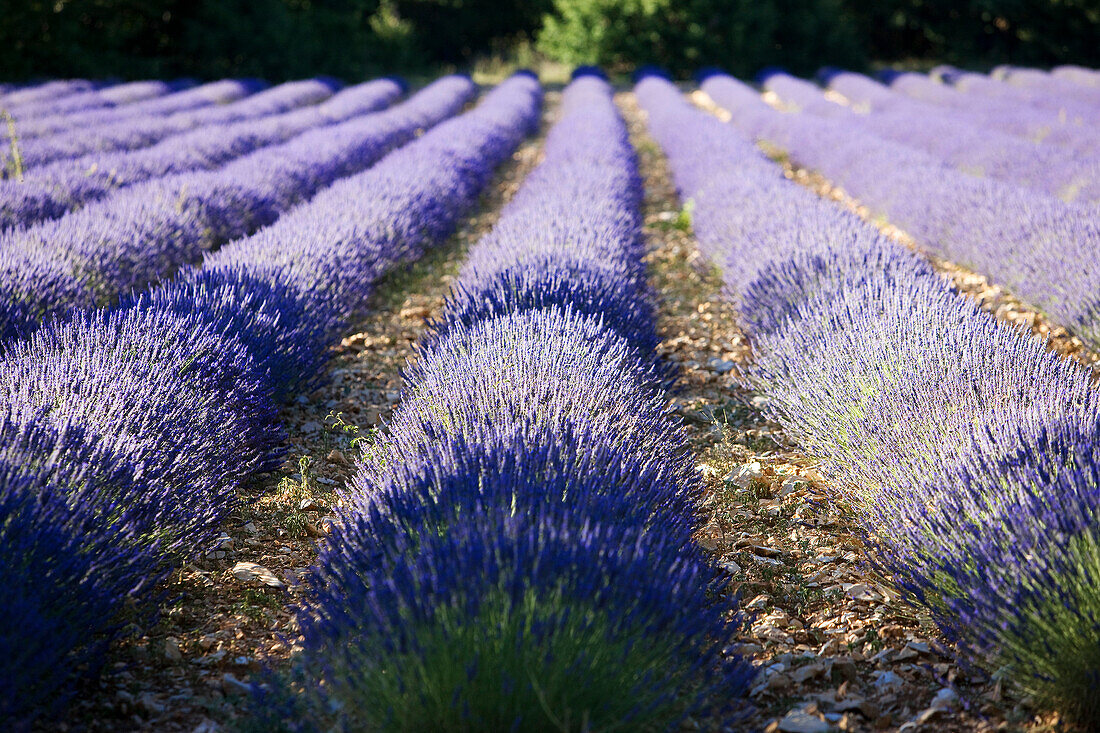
<box><xmin>0</xmin><ymin>0</ymin><xmax>1097</xmax><ymax>81</ymax></box>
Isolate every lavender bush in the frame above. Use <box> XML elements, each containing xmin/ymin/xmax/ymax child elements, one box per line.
<box><xmin>763</xmin><ymin>71</ymin><xmax>1100</xmax><ymax>204</ymax></box>
<box><xmin>0</xmin><ymin>79</ymin><xmax>101</xmax><ymax>107</ymax></box>
<box><xmin>0</xmin><ymin>76</ymin><xmax>470</xmax><ymax>344</ymax></box>
<box><xmin>1052</xmin><ymin>65</ymin><xmax>1100</xmax><ymax>87</ymax></box>
<box><xmin>6</xmin><ymin>80</ymin><xmax>265</xmax><ymax>170</ymax></box>
<box><xmin>14</xmin><ymin>78</ymin><xmax>262</xmax><ymax>140</ymax></box>
<box><xmin>639</xmin><ymin>72</ymin><xmax>1100</xmax><ymax>726</ymax></box>
<box><xmin>995</xmin><ymin>65</ymin><xmax>1100</xmax><ymax>105</ymax></box>
<box><xmin>2</xmin><ymin>79</ymin><xmax>187</xmax><ymax>123</ymax></box>
<box><xmin>0</xmin><ymin>77</ymin><xmax>357</xmax><ymax>229</ymax></box>
<box><xmin>937</xmin><ymin>66</ymin><xmax>1100</xmax><ymax>120</ymax></box>
<box><xmin>831</xmin><ymin>68</ymin><xmax>1100</xmax><ymax>159</ymax></box>
<box><xmin>267</xmin><ymin>72</ymin><xmax>753</xmax><ymax>732</ymax></box>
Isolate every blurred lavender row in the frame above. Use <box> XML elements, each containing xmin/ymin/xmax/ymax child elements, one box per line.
<box><xmin>4</xmin><ymin>79</ymin><xmax>263</xmax><ymax>173</ymax></box>
<box><xmin>639</xmin><ymin>72</ymin><xmax>1100</xmax><ymax>728</ymax></box>
<box><xmin>701</xmin><ymin>73</ymin><xmax>1100</xmax><ymax>349</ymax></box>
<box><xmin>763</xmin><ymin>71</ymin><xmax>1100</xmax><ymax>204</ymax></box>
<box><xmin>1</xmin><ymin>79</ymin><xmax>101</xmax><ymax>107</ymax></box>
<box><xmin>13</xmin><ymin>78</ymin><xmax>263</xmax><ymax>142</ymax></box>
<box><xmin>937</xmin><ymin>65</ymin><xmax>1100</xmax><ymax>119</ymax></box>
<box><xmin>897</xmin><ymin>71</ymin><xmax>1098</xmax><ymax>151</ymax></box>
<box><xmin>1051</xmin><ymin>64</ymin><xmax>1100</xmax><ymax>87</ymax></box>
<box><xmin>1</xmin><ymin>79</ymin><xmax>189</xmax><ymax>122</ymax></box>
<box><xmin>827</xmin><ymin>69</ymin><xmax>1100</xmax><ymax>162</ymax></box>
<box><xmin>0</xmin><ymin>72</ymin><xmax>539</xmax><ymax>728</ymax></box>
<box><xmin>0</xmin><ymin>77</ymin><xmax>396</xmax><ymax>231</ymax></box>
<box><xmin>0</xmin><ymin>75</ymin><xmax>470</xmax><ymax>344</ymax></box>
<box><xmin>268</xmin><ymin>72</ymin><xmax>753</xmax><ymax>731</ymax></box>
<box><xmin>995</xmin><ymin>64</ymin><xmax>1100</xmax><ymax>105</ymax></box>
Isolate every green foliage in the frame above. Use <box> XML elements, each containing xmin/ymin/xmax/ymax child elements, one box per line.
<box><xmin>0</xmin><ymin>0</ymin><xmax>422</xmax><ymax>81</ymax></box>
<box><xmin>846</xmin><ymin>0</ymin><xmax>1100</xmax><ymax>70</ymax></box>
<box><xmin>0</xmin><ymin>0</ymin><xmax>1095</xmax><ymax>82</ymax></box>
<box><xmin>271</xmin><ymin>587</ymin><xmax>721</xmax><ymax>731</ymax></box>
<box><xmin>537</xmin><ymin>0</ymin><xmax>866</xmax><ymax>77</ymax></box>
<box><xmin>393</xmin><ymin>0</ymin><xmax>551</xmax><ymax>63</ymax></box>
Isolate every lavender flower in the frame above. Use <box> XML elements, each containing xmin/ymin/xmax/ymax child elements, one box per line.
<box><xmin>0</xmin><ymin>76</ymin><xmax>467</xmax><ymax>343</ymax></box>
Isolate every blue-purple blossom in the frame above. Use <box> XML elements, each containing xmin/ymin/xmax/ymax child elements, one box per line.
<box><xmin>5</xmin><ymin>80</ymin><xmax>267</xmax><ymax>170</ymax></box>
<box><xmin>869</xmin><ymin>70</ymin><xmax>1100</xmax><ymax>160</ymax></box>
<box><xmin>0</xmin><ymin>79</ymin><xmax>102</xmax><ymax>107</ymax></box>
<box><xmin>0</xmin><ymin>78</ymin><xmax>358</xmax><ymax>230</ymax></box>
<box><xmin>0</xmin><ymin>76</ymin><xmax>469</xmax><ymax>344</ymax></box>
<box><xmin>1051</xmin><ymin>65</ymin><xmax>1100</xmax><ymax>87</ymax></box>
<box><xmin>763</xmin><ymin>71</ymin><xmax>1100</xmax><ymax>204</ymax></box>
<box><xmin>2</xmin><ymin>79</ymin><xmax>189</xmax><ymax>124</ymax></box>
<box><xmin>12</xmin><ymin>79</ymin><xmax>262</xmax><ymax>141</ymax></box>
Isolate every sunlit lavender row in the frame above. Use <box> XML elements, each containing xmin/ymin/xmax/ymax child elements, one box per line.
<box><xmin>0</xmin><ymin>78</ymin><xmax>348</xmax><ymax>227</ymax></box>
<box><xmin>0</xmin><ymin>76</ymin><xmax>473</xmax><ymax>344</ymax></box>
<box><xmin>0</xmin><ymin>73</ymin><xmax>539</xmax><ymax>727</ymax></box>
<box><xmin>638</xmin><ymin>71</ymin><xmax>1100</xmax><ymax>726</ymax></box>
<box><xmin>701</xmin><ymin>72</ymin><xmax>1100</xmax><ymax>350</ymax></box>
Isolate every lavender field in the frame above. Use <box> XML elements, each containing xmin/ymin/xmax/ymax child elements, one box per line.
<box><xmin>2</xmin><ymin>66</ymin><xmax>1100</xmax><ymax>732</ymax></box>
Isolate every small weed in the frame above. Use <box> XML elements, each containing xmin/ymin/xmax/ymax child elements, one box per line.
<box><xmin>2</xmin><ymin>110</ymin><xmax>23</xmax><ymax>182</ymax></box>
<box><xmin>266</xmin><ymin>455</ymin><xmax>336</xmax><ymax>538</ymax></box>
<box><xmin>231</xmin><ymin>588</ymin><xmax>282</xmax><ymax>623</ymax></box>
<box><xmin>324</xmin><ymin>411</ymin><xmax>368</xmax><ymax>453</ymax></box>
<box><xmin>653</xmin><ymin>199</ymin><xmax>695</xmax><ymax>233</ymax></box>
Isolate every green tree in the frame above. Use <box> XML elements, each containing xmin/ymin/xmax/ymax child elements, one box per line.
<box><xmin>537</xmin><ymin>0</ymin><xmax>866</xmax><ymax>77</ymax></box>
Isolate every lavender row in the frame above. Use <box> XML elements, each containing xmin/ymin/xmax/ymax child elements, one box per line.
<box><xmin>4</xmin><ymin>79</ymin><xmax>189</xmax><ymax>122</ymax></box>
<box><xmin>639</xmin><ymin>72</ymin><xmax>1100</xmax><ymax>727</ymax></box>
<box><xmin>10</xmin><ymin>79</ymin><xmax>261</xmax><ymax>170</ymax></box>
<box><xmin>0</xmin><ymin>75</ymin><xmax>471</xmax><ymax>344</ymax></box>
<box><xmin>938</xmin><ymin>66</ymin><xmax>1100</xmax><ymax>119</ymax></box>
<box><xmin>0</xmin><ymin>79</ymin><xmax>100</xmax><ymax>107</ymax></box>
<box><xmin>10</xmin><ymin>80</ymin><xmax>325</xmax><ymax>171</ymax></box>
<box><xmin>0</xmin><ymin>78</ymin><xmax>393</xmax><ymax>231</ymax></box>
<box><xmin>763</xmin><ymin>71</ymin><xmax>1100</xmax><ymax>205</ymax></box>
<box><xmin>1</xmin><ymin>79</ymin><xmax>339</xmax><ymax>184</ymax></box>
<box><xmin>0</xmin><ymin>73</ymin><xmax>540</xmax><ymax>728</ymax></box>
<box><xmin>830</xmin><ymin>70</ymin><xmax>1100</xmax><ymax>159</ymax></box>
<box><xmin>15</xmin><ymin>78</ymin><xmax>263</xmax><ymax>141</ymax></box>
<box><xmin>701</xmin><ymin>73</ymin><xmax>1100</xmax><ymax>349</ymax></box>
<box><xmin>1</xmin><ymin>78</ymin><xmax>334</xmax><ymax>191</ymax></box>
<box><xmin>1052</xmin><ymin>65</ymin><xmax>1100</xmax><ymax>87</ymax></box>
<box><xmin>261</xmin><ymin>72</ymin><xmax>752</xmax><ymax>731</ymax></box>
<box><xmin>995</xmin><ymin>65</ymin><xmax>1100</xmax><ymax>106</ymax></box>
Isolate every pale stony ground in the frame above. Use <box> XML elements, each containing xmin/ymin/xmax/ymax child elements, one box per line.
<box><xmin>46</xmin><ymin>87</ymin><xmax>1088</xmax><ymax>732</ymax></box>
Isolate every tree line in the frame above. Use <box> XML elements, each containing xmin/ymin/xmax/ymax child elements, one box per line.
<box><xmin>1</xmin><ymin>0</ymin><xmax>1097</xmax><ymax>81</ymax></box>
